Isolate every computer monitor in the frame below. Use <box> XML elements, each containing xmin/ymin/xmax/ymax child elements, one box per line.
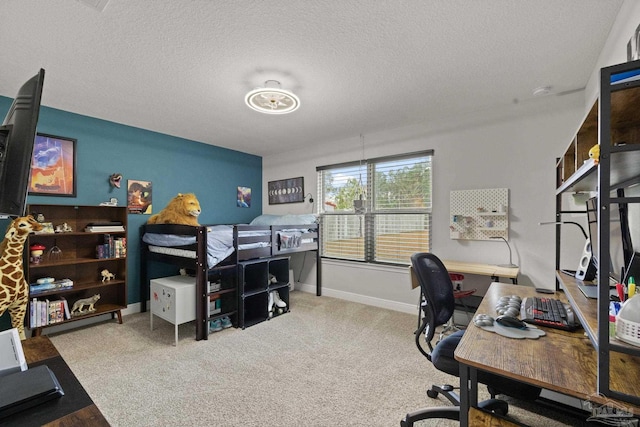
<box><xmin>586</xmin><ymin>196</ymin><xmax>628</xmax><ymax>283</ymax></box>
<box><xmin>0</xmin><ymin>69</ymin><xmax>45</xmax><ymax>218</ymax></box>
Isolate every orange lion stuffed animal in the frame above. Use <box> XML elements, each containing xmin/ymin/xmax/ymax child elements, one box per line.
<box><xmin>147</xmin><ymin>193</ymin><xmax>201</xmax><ymax>226</ymax></box>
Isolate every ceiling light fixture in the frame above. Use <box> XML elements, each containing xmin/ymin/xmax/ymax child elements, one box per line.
<box><xmin>532</xmin><ymin>85</ymin><xmax>552</xmax><ymax>97</ymax></box>
<box><xmin>245</xmin><ymin>80</ymin><xmax>300</xmax><ymax>114</ymax></box>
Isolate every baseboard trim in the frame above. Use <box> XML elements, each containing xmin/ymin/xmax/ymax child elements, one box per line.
<box><xmin>294</xmin><ymin>282</ymin><xmax>417</xmax><ymax>314</ymax></box>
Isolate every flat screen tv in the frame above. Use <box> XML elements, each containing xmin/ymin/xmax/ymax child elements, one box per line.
<box><xmin>0</xmin><ymin>69</ymin><xmax>45</xmax><ymax>218</ymax></box>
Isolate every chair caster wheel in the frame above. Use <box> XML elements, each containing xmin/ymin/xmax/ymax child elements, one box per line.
<box><xmin>427</xmin><ymin>389</ymin><xmax>439</xmax><ymax>399</ymax></box>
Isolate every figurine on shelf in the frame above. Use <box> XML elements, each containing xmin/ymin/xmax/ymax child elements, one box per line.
<box><xmin>55</xmin><ymin>223</ymin><xmax>73</xmax><ymax>233</ymax></box>
<box><xmin>101</xmin><ymin>269</ymin><xmax>115</xmax><ymax>282</ymax></box>
<box><xmin>30</xmin><ymin>243</ymin><xmax>46</xmax><ymax>264</ymax></box>
<box><xmin>99</xmin><ymin>197</ymin><xmax>119</xmax><ymax>206</ymax></box>
<box><xmin>589</xmin><ymin>144</ymin><xmax>600</xmax><ymax>164</ymax></box>
<box><xmin>71</xmin><ymin>294</ymin><xmax>100</xmax><ymax>316</ymax></box>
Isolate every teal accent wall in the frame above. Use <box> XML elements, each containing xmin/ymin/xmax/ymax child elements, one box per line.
<box><xmin>0</xmin><ymin>96</ymin><xmax>262</xmax><ymax>309</ymax></box>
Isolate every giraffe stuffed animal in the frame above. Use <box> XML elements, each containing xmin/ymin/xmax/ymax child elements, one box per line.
<box><xmin>0</xmin><ymin>216</ymin><xmax>43</xmax><ymax>339</ymax></box>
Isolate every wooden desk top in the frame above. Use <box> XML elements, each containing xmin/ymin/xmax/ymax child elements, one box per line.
<box><xmin>455</xmin><ymin>283</ymin><xmax>640</xmax><ymax>415</ymax></box>
<box><xmin>3</xmin><ymin>336</ymin><xmax>109</xmax><ymax>427</ymax></box>
<box><xmin>409</xmin><ymin>261</ymin><xmax>519</xmax><ymax>290</ymax></box>
<box><xmin>443</xmin><ymin>260</ymin><xmax>519</xmax><ymax>279</ymax></box>
<box><xmin>21</xmin><ymin>335</ymin><xmax>61</xmax><ymax>364</ymax></box>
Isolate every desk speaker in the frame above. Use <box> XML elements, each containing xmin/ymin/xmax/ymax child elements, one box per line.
<box><xmin>575</xmin><ymin>240</ymin><xmax>596</xmax><ymax>281</ymax></box>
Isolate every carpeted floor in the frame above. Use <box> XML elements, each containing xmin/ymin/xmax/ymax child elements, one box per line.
<box><xmin>48</xmin><ymin>291</ymin><xmax>587</xmax><ymax>426</ymax></box>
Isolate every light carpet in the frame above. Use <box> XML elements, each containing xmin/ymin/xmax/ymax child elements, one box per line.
<box><xmin>48</xmin><ymin>291</ymin><xmax>584</xmax><ymax>426</ymax></box>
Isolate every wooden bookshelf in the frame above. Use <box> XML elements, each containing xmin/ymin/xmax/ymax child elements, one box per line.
<box><xmin>26</xmin><ymin>204</ymin><xmax>127</xmax><ymax>336</ymax></box>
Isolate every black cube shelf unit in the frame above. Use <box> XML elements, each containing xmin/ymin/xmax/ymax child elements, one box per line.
<box><xmin>238</xmin><ymin>256</ymin><xmax>290</xmax><ymax>329</ymax></box>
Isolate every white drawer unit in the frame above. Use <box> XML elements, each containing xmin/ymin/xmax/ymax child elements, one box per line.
<box><xmin>150</xmin><ymin>275</ymin><xmax>196</xmax><ymax>345</ymax></box>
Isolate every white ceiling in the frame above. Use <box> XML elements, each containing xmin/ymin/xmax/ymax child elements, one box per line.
<box><xmin>0</xmin><ymin>1</ymin><xmax>624</xmax><ymax>157</ymax></box>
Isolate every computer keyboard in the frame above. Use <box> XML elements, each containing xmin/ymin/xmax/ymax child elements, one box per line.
<box><xmin>520</xmin><ymin>297</ymin><xmax>580</xmax><ymax>331</ymax></box>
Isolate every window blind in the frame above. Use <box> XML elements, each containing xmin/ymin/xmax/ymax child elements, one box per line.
<box><xmin>318</xmin><ymin>151</ymin><xmax>432</xmax><ymax>265</ymax></box>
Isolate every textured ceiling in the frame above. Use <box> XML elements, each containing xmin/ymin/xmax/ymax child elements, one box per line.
<box><xmin>0</xmin><ymin>0</ymin><xmax>624</xmax><ymax>156</ymax></box>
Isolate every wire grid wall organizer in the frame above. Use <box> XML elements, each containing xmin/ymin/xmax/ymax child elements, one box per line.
<box><xmin>450</xmin><ymin>188</ymin><xmax>509</xmax><ymax>240</ymax></box>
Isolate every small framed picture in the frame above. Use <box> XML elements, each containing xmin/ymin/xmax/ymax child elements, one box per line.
<box><xmin>237</xmin><ymin>186</ymin><xmax>251</xmax><ymax>208</ymax></box>
<box><xmin>29</xmin><ymin>133</ymin><xmax>77</xmax><ymax>197</ymax></box>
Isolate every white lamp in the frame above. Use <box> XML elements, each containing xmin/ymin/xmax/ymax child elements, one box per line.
<box><xmin>490</xmin><ymin>236</ymin><xmax>518</xmax><ymax>268</ymax></box>
<box><xmin>245</xmin><ymin>80</ymin><xmax>300</xmax><ymax>114</ymax></box>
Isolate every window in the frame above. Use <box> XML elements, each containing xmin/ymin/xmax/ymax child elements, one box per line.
<box><xmin>317</xmin><ymin>150</ymin><xmax>432</xmax><ymax>265</ymax></box>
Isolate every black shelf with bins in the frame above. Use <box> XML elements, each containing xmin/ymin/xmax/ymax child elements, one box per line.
<box><xmin>207</xmin><ymin>265</ymin><xmax>238</xmax><ymax>328</ymax></box>
<box><xmin>238</xmin><ymin>256</ymin><xmax>290</xmax><ymax>329</ymax></box>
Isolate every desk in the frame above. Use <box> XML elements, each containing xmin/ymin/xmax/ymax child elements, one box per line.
<box><xmin>455</xmin><ymin>283</ymin><xmax>640</xmax><ymax>427</ymax></box>
<box><xmin>410</xmin><ymin>261</ymin><xmax>519</xmax><ymax>291</ymax></box>
<box><xmin>442</xmin><ymin>260</ymin><xmax>519</xmax><ymax>284</ymax></box>
<box><xmin>2</xmin><ymin>336</ymin><xmax>109</xmax><ymax>427</ymax></box>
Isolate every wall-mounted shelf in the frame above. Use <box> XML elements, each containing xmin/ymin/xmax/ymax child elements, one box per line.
<box><xmin>450</xmin><ymin>188</ymin><xmax>509</xmax><ymax>240</ymax></box>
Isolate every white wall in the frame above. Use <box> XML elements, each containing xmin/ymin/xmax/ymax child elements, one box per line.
<box><xmin>263</xmin><ymin>98</ymin><xmax>583</xmax><ymax>313</ymax></box>
<box><xmin>262</xmin><ymin>0</ymin><xmax>640</xmax><ymax>313</ymax></box>
<box><xmin>585</xmin><ymin>0</ymin><xmax>640</xmax><ymax>107</ymax></box>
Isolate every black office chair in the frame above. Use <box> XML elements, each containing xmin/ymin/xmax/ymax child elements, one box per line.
<box><xmin>401</xmin><ymin>253</ymin><xmax>541</xmax><ymax>426</ymax></box>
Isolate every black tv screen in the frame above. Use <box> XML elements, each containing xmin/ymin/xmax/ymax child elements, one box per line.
<box><xmin>0</xmin><ymin>69</ymin><xmax>45</xmax><ymax>217</ymax></box>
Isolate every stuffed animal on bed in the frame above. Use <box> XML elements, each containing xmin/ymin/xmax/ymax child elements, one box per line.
<box><xmin>147</xmin><ymin>193</ymin><xmax>201</xmax><ymax>226</ymax></box>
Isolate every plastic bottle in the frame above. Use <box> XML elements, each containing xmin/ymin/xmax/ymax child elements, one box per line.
<box><xmin>628</xmin><ymin>276</ymin><xmax>636</xmax><ymax>299</ymax></box>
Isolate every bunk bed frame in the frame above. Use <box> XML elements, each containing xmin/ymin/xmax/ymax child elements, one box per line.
<box><xmin>140</xmin><ymin>223</ymin><xmax>321</xmax><ymax>340</ymax></box>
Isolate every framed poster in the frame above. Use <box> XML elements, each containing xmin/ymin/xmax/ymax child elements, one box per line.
<box><xmin>127</xmin><ymin>180</ymin><xmax>153</xmax><ymax>214</ymax></box>
<box><xmin>28</xmin><ymin>133</ymin><xmax>77</xmax><ymax>196</ymax></box>
<box><xmin>237</xmin><ymin>186</ymin><xmax>251</xmax><ymax>208</ymax></box>
<box><xmin>268</xmin><ymin>177</ymin><xmax>304</xmax><ymax>204</ymax></box>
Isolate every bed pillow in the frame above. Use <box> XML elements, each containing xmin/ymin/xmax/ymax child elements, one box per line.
<box><xmin>249</xmin><ymin>214</ymin><xmax>280</xmax><ymax>225</ymax></box>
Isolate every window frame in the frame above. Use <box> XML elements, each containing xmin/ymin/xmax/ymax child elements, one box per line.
<box><xmin>317</xmin><ymin>150</ymin><xmax>433</xmax><ymax>266</ymax></box>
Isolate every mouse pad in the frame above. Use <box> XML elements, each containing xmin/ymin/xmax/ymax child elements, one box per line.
<box><xmin>477</xmin><ymin>322</ymin><xmax>546</xmax><ymax>339</ymax></box>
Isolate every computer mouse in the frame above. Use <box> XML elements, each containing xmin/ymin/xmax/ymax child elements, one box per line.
<box><xmin>495</xmin><ymin>315</ymin><xmax>528</xmax><ymax>329</ymax></box>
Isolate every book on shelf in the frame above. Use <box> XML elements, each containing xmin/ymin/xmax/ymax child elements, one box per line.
<box><xmin>30</xmin><ymin>297</ymin><xmax>72</xmax><ymax>327</ymax></box>
<box><xmin>48</xmin><ymin>300</ymin><xmax>64</xmax><ymax>324</ymax></box>
<box><xmin>96</xmin><ymin>235</ymin><xmax>126</xmax><ymax>258</ymax></box>
<box><xmin>60</xmin><ymin>297</ymin><xmax>71</xmax><ymax>320</ymax></box>
<box><xmin>85</xmin><ymin>225</ymin><xmax>125</xmax><ymax>232</ymax></box>
<box><xmin>87</xmin><ymin>221</ymin><xmax>122</xmax><ymax>226</ymax></box>
<box><xmin>30</xmin><ymin>278</ymin><xmax>73</xmax><ymax>294</ymax></box>
<box><xmin>30</xmin><ymin>299</ymin><xmax>48</xmax><ymax>327</ymax></box>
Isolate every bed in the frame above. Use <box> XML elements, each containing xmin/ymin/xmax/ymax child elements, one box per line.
<box><xmin>139</xmin><ymin>214</ymin><xmax>321</xmax><ymax>340</ymax></box>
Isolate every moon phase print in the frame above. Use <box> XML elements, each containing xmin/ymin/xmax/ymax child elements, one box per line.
<box><xmin>268</xmin><ymin>177</ymin><xmax>304</xmax><ymax>204</ymax></box>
